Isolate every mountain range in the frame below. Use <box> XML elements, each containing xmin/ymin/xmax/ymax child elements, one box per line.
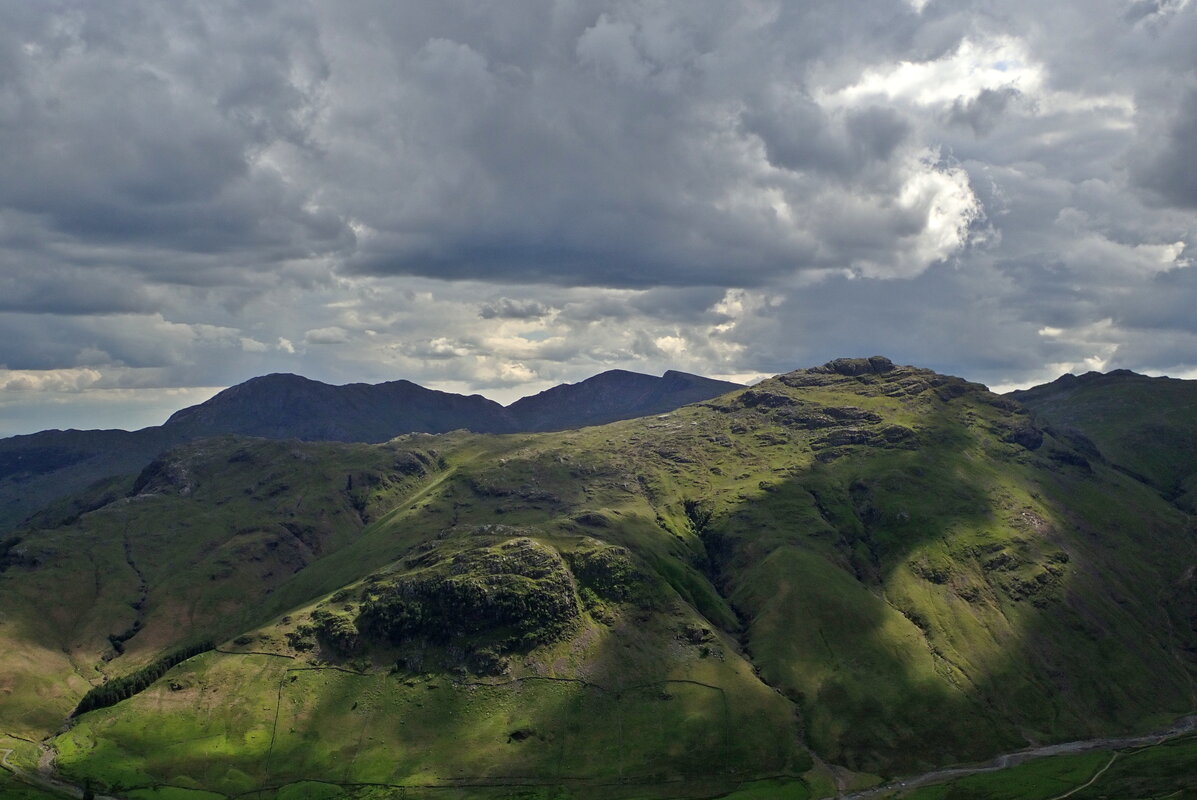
<box><xmin>1</xmin><ymin>358</ymin><xmax>1196</xmax><ymax>800</ymax></box>
<box><xmin>0</xmin><ymin>369</ymin><xmax>741</xmax><ymax>533</ymax></box>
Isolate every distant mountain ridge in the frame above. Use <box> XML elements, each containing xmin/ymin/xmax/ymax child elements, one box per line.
<box><xmin>1009</xmin><ymin>368</ymin><xmax>1197</xmax><ymax>512</ymax></box>
<box><xmin>0</xmin><ymin>368</ymin><xmax>743</xmax><ymax>531</ymax></box>
<box><xmin>507</xmin><ymin>369</ymin><xmax>742</xmax><ymax>432</ymax></box>
<box><xmin>165</xmin><ymin>373</ymin><xmax>517</xmax><ymax>441</ymax></box>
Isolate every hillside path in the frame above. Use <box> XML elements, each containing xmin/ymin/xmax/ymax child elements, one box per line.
<box><xmin>840</xmin><ymin>714</ymin><xmax>1197</xmax><ymax>799</ymax></box>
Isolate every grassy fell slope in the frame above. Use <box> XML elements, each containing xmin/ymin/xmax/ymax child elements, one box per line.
<box><xmin>2</xmin><ymin>358</ymin><xmax>1196</xmax><ymax>797</ymax></box>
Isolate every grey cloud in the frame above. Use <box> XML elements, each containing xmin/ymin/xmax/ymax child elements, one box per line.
<box><xmin>0</xmin><ymin>0</ymin><xmax>348</xmax><ymax>285</ymax></box>
<box><xmin>846</xmin><ymin>106</ymin><xmax>911</xmax><ymax>162</ymax></box>
<box><xmin>400</xmin><ymin>338</ymin><xmax>475</xmax><ymax>361</ymax></box>
<box><xmin>1109</xmin><ymin>265</ymin><xmax>1197</xmax><ymax>333</ymax></box>
<box><xmin>1137</xmin><ymin>90</ymin><xmax>1197</xmax><ymax>208</ymax></box>
<box><xmin>314</xmin><ymin>2</ymin><xmax>968</xmax><ymax>287</ymax></box>
<box><xmin>556</xmin><ymin>287</ymin><xmax>728</xmax><ymax>324</ymax></box>
<box><xmin>0</xmin><ymin>263</ymin><xmax>162</xmax><ymax>316</ymax></box>
<box><xmin>742</xmin><ymin>98</ymin><xmax>910</xmax><ymax>178</ymax></box>
<box><xmin>0</xmin><ymin>2</ymin><xmax>984</xmax><ymax>296</ymax></box>
<box><xmin>1123</xmin><ymin>0</ymin><xmax>1190</xmax><ymax>25</ymax></box>
<box><xmin>1108</xmin><ymin>328</ymin><xmax>1197</xmax><ymax>374</ymax></box>
<box><xmin>724</xmin><ymin>265</ymin><xmax>1088</xmax><ymax>387</ymax></box>
<box><xmin>946</xmin><ymin>88</ymin><xmax>1022</xmax><ymax>136</ymax></box>
<box><xmin>478</xmin><ymin>298</ymin><xmax>551</xmax><ymax>320</ymax></box>
<box><xmin>0</xmin><ymin>313</ymin><xmax>219</xmax><ymax>371</ymax></box>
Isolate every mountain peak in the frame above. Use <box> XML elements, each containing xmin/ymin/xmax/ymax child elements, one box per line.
<box><xmin>506</xmin><ymin>369</ymin><xmax>742</xmax><ymax>432</ymax></box>
<box><xmin>243</xmin><ymin>372</ymin><xmax>316</xmax><ymax>384</ymax></box>
<box><xmin>163</xmin><ymin>373</ymin><xmax>513</xmax><ymax>442</ymax></box>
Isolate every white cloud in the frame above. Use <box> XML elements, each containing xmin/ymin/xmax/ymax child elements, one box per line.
<box><xmin>827</xmin><ymin>37</ymin><xmax>1043</xmax><ymax>109</ymax></box>
<box><xmin>0</xmin><ymin>368</ymin><xmax>103</xmax><ymax>393</ymax></box>
<box><xmin>304</xmin><ymin>326</ymin><xmax>351</xmax><ymax>345</ymax></box>
<box><xmin>853</xmin><ymin>153</ymin><xmax>984</xmax><ymax>278</ymax></box>
<box><xmin>240</xmin><ymin>337</ymin><xmax>270</xmax><ymax>353</ymax></box>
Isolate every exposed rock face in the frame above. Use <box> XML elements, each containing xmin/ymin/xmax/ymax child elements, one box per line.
<box><xmin>1001</xmin><ymin>423</ymin><xmax>1044</xmax><ymax>451</ymax></box>
<box><xmin>812</xmin><ymin>356</ymin><xmax>896</xmax><ymax>376</ymax></box>
<box><xmin>777</xmin><ymin>358</ymin><xmax>987</xmax><ymax>401</ymax></box>
<box><xmin>738</xmin><ymin>389</ymin><xmax>797</xmax><ymax>408</ymax></box>
<box><xmin>130</xmin><ymin>455</ymin><xmax>195</xmax><ymax>497</ymax></box>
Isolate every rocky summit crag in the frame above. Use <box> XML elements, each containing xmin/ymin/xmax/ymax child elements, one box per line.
<box><xmin>0</xmin><ymin>357</ymin><xmax>1195</xmax><ymax>799</ymax></box>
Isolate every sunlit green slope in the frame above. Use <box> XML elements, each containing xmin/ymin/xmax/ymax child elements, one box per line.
<box><xmin>1</xmin><ymin>357</ymin><xmax>1194</xmax><ymax>798</ymax></box>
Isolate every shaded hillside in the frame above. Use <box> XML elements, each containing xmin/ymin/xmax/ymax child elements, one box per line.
<box><xmin>507</xmin><ymin>369</ymin><xmax>743</xmax><ymax>431</ymax></box>
<box><xmin>1010</xmin><ymin>369</ymin><xmax>1197</xmax><ymax>512</ymax></box>
<box><xmin>2</xmin><ymin>357</ymin><xmax>1194</xmax><ymax>798</ymax></box>
<box><xmin>0</xmin><ymin>369</ymin><xmax>742</xmax><ymax>533</ymax></box>
<box><xmin>0</xmin><ymin>427</ymin><xmax>177</xmax><ymax>533</ymax></box>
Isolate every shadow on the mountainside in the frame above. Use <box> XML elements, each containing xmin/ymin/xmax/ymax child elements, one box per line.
<box><xmin>699</xmin><ymin>400</ymin><xmax>1197</xmax><ymax>779</ymax></box>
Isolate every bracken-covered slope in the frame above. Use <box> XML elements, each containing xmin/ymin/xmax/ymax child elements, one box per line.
<box><xmin>1010</xmin><ymin>369</ymin><xmax>1197</xmax><ymax>513</ymax></box>
<box><xmin>1</xmin><ymin>358</ymin><xmax>1195</xmax><ymax>799</ymax></box>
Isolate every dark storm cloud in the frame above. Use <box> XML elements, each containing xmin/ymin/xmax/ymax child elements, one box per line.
<box><xmin>0</xmin><ymin>0</ymin><xmax>351</xmax><ymax>293</ymax></box>
<box><xmin>1123</xmin><ymin>0</ymin><xmax>1188</xmax><ymax>25</ymax></box>
<box><xmin>554</xmin><ymin>287</ymin><xmax>730</xmax><ymax>323</ymax></box>
<box><xmin>1110</xmin><ymin>264</ymin><xmax>1197</xmax><ymax>332</ymax></box>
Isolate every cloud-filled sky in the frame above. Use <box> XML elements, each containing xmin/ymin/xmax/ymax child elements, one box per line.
<box><xmin>1</xmin><ymin>0</ymin><xmax>1195</xmax><ymax>436</ymax></box>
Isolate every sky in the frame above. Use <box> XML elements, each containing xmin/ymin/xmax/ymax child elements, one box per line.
<box><xmin>1</xmin><ymin>0</ymin><xmax>1195</xmax><ymax>437</ymax></box>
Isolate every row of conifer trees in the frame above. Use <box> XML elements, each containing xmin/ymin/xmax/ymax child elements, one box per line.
<box><xmin>72</xmin><ymin>641</ymin><xmax>213</xmax><ymax>716</ymax></box>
